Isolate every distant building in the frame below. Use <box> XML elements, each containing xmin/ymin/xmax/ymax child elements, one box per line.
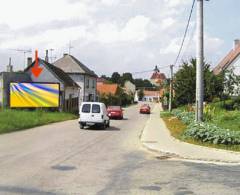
<box><xmin>97</xmin><ymin>77</ymin><xmax>107</xmax><ymax>85</ymax></box>
<box><xmin>124</xmin><ymin>80</ymin><xmax>136</xmax><ymax>95</ymax></box>
<box><xmin>150</xmin><ymin>66</ymin><xmax>166</xmax><ymax>86</ymax></box>
<box><xmin>54</xmin><ymin>54</ymin><xmax>97</xmax><ymax>102</ymax></box>
<box><xmin>143</xmin><ymin>89</ymin><xmax>165</xmax><ymax>102</ymax></box>
<box><xmin>97</xmin><ymin>83</ymin><xmax>119</xmax><ymax>96</ymax></box>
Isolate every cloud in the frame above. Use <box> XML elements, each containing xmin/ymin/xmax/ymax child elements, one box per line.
<box><xmin>94</xmin><ymin>15</ymin><xmax>151</xmax><ymax>43</ymax></box>
<box><xmin>0</xmin><ymin>0</ymin><xmax>224</xmax><ymax>77</ymax></box>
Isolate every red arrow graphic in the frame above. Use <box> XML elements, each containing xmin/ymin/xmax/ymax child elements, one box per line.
<box><xmin>31</xmin><ymin>50</ymin><xmax>43</xmax><ymax>78</ymax></box>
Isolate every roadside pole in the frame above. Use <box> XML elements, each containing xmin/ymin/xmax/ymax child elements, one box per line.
<box><xmin>169</xmin><ymin>65</ymin><xmax>174</xmax><ymax>112</ymax></box>
<box><xmin>196</xmin><ymin>0</ymin><xmax>204</xmax><ymax>122</ymax></box>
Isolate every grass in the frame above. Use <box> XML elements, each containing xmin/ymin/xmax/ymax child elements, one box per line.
<box><xmin>161</xmin><ymin>111</ymin><xmax>187</xmax><ymax>139</ymax></box>
<box><xmin>161</xmin><ymin>111</ymin><xmax>240</xmax><ymax>152</ymax></box>
<box><xmin>212</xmin><ymin>110</ymin><xmax>240</xmax><ymax>132</ymax></box>
<box><xmin>0</xmin><ymin>109</ymin><xmax>78</xmax><ymax>134</ymax></box>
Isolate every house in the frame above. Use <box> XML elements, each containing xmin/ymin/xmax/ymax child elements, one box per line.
<box><xmin>0</xmin><ymin>72</ymin><xmax>31</xmax><ymax>108</ymax></box>
<box><xmin>25</xmin><ymin>58</ymin><xmax>80</xmax><ymax>112</ymax></box>
<box><xmin>124</xmin><ymin>80</ymin><xmax>136</xmax><ymax>95</ymax></box>
<box><xmin>97</xmin><ymin>83</ymin><xmax>119</xmax><ymax>96</ymax></box>
<box><xmin>213</xmin><ymin>39</ymin><xmax>240</xmax><ymax>95</ymax></box>
<box><xmin>213</xmin><ymin>39</ymin><xmax>240</xmax><ymax>75</ymax></box>
<box><xmin>143</xmin><ymin>90</ymin><xmax>161</xmax><ymax>102</ymax></box>
<box><xmin>53</xmin><ymin>54</ymin><xmax>97</xmax><ymax>102</ymax></box>
<box><xmin>150</xmin><ymin>66</ymin><xmax>166</xmax><ymax>86</ymax></box>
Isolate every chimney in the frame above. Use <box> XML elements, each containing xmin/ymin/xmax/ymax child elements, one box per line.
<box><xmin>45</xmin><ymin>50</ymin><xmax>49</xmax><ymax>62</ymax></box>
<box><xmin>6</xmin><ymin>58</ymin><xmax>13</xmax><ymax>72</ymax></box>
<box><xmin>234</xmin><ymin>39</ymin><xmax>240</xmax><ymax>49</ymax></box>
<box><xmin>27</xmin><ymin>57</ymin><xmax>32</xmax><ymax>67</ymax></box>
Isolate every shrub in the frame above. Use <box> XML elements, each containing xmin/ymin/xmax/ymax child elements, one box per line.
<box><xmin>183</xmin><ymin>122</ymin><xmax>240</xmax><ymax>145</ymax></box>
<box><xmin>171</xmin><ymin>108</ymin><xmax>240</xmax><ymax>145</ymax></box>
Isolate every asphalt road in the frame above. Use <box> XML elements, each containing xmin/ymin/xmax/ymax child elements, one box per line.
<box><xmin>0</xmin><ymin>104</ymin><xmax>239</xmax><ymax>195</ymax></box>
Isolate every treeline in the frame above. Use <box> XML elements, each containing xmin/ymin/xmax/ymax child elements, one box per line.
<box><xmin>101</xmin><ymin>72</ymin><xmax>155</xmax><ymax>89</ymax></box>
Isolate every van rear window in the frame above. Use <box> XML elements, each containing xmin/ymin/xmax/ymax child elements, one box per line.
<box><xmin>82</xmin><ymin>104</ymin><xmax>91</xmax><ymax>113</ymax></box>
<box><xmin>92</xmin><ymin>104</ymin><xmax>100</xmax><ymax>113</ymax></box>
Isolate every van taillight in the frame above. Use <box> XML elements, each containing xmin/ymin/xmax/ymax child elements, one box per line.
<box><xmin>101</xmin><ymin>115</ymin><xmax>104</xmax><ymax>119</ymax></box>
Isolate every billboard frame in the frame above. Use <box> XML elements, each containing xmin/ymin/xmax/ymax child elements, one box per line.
<box><xmin>9</xmin><ymin>82</ymin><xmax>60</xmax><ymax>109</ymax></box>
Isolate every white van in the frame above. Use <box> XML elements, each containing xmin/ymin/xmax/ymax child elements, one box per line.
<box><xmin>78</xmin><ymin>102</ymin><xmax>110</xmax><ymax>129</ymax></box>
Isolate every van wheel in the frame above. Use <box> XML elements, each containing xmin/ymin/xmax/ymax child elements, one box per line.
<box><xmin>102</xmin><ymin>122</ymin><xmax>106</xmax><ymax>130</ymax></box>
<box><xmin>80</xmin><ymin>123</ymin><xmax>84</xmax><ymax>129</ymax></box>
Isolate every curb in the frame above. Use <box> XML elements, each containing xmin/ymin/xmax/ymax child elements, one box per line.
<box><xmin>140</xmin><ymin>105</ymin><xmax>240</xmax><ymax>165</ymax></box>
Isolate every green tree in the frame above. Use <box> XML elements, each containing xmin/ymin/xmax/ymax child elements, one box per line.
<box><xmin>111</xmin><ymin>72</ymin><xmax>121</xmax><ymax>84</ymax></box>
<box><xmin>138</xmin><ymin>89</ymin><xmax>144</xmax><ymax>101</ymax></box>
<box><xmin>174</xmin><ymin>58</ymin><xmax>224</xmax><ymax>106</ymax></box>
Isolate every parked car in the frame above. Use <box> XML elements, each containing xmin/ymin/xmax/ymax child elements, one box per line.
<box><xmin>107</xmin><ymin>106</ymin><xmax>124</xmax><ymax>119</ymax></box>
<box><xmin>140</xmin><ymin>104</ymin><xmax>151</xmax><ymax>114</ymax></box>
<box><xmin>78</xmin><ymin>102</ymin><xmax>110</xmax><ymax>129</ymax></box>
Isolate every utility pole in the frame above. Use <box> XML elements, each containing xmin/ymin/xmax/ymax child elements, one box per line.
<box><xmin>196</xmin><ymin>0</ymin><xmax>204</xmax><ymax>122</ymax></box>
<box><xmin>169</xmin><ymin>65</ymin><xmax>174</xmax><ymax>112</ymax></box>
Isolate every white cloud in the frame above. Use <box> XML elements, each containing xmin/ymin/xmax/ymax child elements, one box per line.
<box><xmin>0</xmin><ymin>0</ymin><xmax>224</xmax><ymax>76</ymax></box>
<box><xmin>94</xmin><ymin>15</ymin><xmax>151</xmax><ymax>43</ymax></box>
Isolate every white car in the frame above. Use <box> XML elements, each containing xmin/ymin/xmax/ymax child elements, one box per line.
<box><xmin>78</xmin><ymin>102</ymin><xmax>110</xmax><ymax>129</ymax></box>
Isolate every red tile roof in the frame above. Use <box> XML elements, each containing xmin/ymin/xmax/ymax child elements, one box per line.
<box><xmin>144</xmin><ymin>90</ymin><xmax>160</xmax><ymax>97</ymax></box>
<box><xmin>150</xmin><ymin>72</ymin><xmax>166</xmax><ymax>80</ymax></box>
<box><xmin>97</xmin><ymin>83</ymin><xmax>118</xmax><ymax>95</ymax></box>
<box><xmin>213</xmin><ymin>43</ymin><xmax>240</xmax><ymax>75</ymax></box>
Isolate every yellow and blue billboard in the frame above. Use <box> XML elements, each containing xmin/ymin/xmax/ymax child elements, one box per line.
<box><xmin>10</xmin><ymin>83</ymin><xmax>60</xmax><ymax>108</ymax></box>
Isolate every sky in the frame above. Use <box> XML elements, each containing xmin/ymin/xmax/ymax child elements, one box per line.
<box><xmin>0</xmin><ymin>0</ymin><xmax>239</xmax><ymax>78</ymax></box>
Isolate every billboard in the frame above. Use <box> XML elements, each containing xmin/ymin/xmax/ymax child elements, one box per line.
<box><xmin>10</xmin><ymin>83</ymin><xmax>60</xmax><ymax>108</ymax></box>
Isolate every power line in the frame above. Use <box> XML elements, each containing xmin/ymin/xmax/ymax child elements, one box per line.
<box><xmin>131</xmin><ymin>65</ymin><xmax>170</xmax><ymax>75</ymax></box>
<box><xmin>174</xmin><ymin>0</ymin><xmax>196</xmax><ymax>66</ymax></box>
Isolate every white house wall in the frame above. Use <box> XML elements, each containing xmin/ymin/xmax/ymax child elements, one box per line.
<box><xmin>229</xmin><ymin>54</ymin><xmax>240</xmax><ymax>75</ymax></box>
<box><xmin>69</xmin><ymin>74</ymin><xmax>96</xmax><ymax>102</ymax></box>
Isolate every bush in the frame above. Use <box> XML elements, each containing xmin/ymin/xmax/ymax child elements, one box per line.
<box><xmin>183</xmin><ymin>123</ymin><xmax>240</xmax><ymax>145</ymax></box>
<box><xmin>171</xmin><ymin>108</ymin><xmax>240</xmax><ymax>145</ymax></box>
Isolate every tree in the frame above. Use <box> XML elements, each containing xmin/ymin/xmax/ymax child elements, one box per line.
<box><xmin>121</xmin><ymin>72</ymin><xmax>134</xmax><ymax>85</ymax></box>
<box><xmin>111</xmin><ymin>72</ymin><xmax>121</xmax><ymax>84</ymax></box>
<box><xmin>138</xmin><ymin>89</ymin><xmax>144</xmax><ymax>101</ymax></box>
<box><xmin>174</xmin><ymin>58</ymin><xmax>224</xmax><ymax>106</ymax></box>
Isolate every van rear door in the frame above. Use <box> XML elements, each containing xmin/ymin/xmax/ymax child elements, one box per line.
<box><xmin>91</xmin><ymin>104</ymin><xmax>103</xmax><ymax>122</ymax></box>
<box><xmin>80</xmin><ymin>103</ymin><xmax>92</xmax><ymax>122</ymax></box>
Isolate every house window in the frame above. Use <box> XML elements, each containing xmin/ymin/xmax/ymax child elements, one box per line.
<box><xmin>86</xmin><ymin>79</ymin><xmax>89</xmax><ymax>88</ymax></box>
<box><xmin>92</xmin><ymin>80</ymin><xmax>95</xmax><ymax>89</ymax></box>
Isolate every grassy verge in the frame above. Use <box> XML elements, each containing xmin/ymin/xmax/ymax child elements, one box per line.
<box><xmin>161</xmin><ymin>111</ymin><xmax>240</xmax><ymax>152</ymax></box>
<box><xmin>0</xmin><ymin>109</ymin><xmax>78</xmax><ymax>134</ymax></box>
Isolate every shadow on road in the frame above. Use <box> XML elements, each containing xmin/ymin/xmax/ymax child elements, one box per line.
<box><xmin>0</xmin><ymin>185</ymin><xmax>56</xmax><ymax>195</ymax></box>
<box><xmin>84</xmin><ymin>126</ymin><xmax>120</xmax><ymax>131</ymax></box>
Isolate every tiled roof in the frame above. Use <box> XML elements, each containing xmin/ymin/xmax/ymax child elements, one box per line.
<box><xmin>25</xmin><ymin>58</ymin><xmax>79</xmax><ymax>88</ymax></box>
<box><xmin>53</xmin><ymin>54</ymin><xmax>97</xmax><ymax>77</ymax></box>
<box><xmin>150</xmin><ymin>72</ymin><xmax>166</xmax><ymax>80</ymax></box>
<box><xmin>213</xmin><ymin>43</ymin><xmax>240</xmax><ymax>75</ymax></box>
<box><xmin>97</xmin><ymin>83</ymin><xmax>118</xmax><ymax>95</ymax></box>
<box><xmin>144</xmin><ymin>90</ymin><xmax>160</xmax><ymax>97</ymax></box>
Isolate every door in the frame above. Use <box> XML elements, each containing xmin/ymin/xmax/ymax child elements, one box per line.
<box><xmin>91</xmin><ymin>104</ymin><xmax>102</xmax><ymax>122</ymax></box>
<box><xmin>80</xmin><ymin>103</ymin><xmax>92</xmax><ymax>122</ymax></box>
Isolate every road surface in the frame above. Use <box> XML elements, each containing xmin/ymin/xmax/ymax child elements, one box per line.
<box><xmin>0</xmin><ymin>104</ymin><xmax>239</xmax><ymax>195</ymax></box>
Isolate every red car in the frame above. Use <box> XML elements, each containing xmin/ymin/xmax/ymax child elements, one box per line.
<box><xmin>140</xmin><ymin>104</ymin><xmax>151</xmax><ymax>114</ymax></box>
<box><xmin>107</xmin><ymin>106</ymin><xmax>124</xmax><ymax>119</ymax></box>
